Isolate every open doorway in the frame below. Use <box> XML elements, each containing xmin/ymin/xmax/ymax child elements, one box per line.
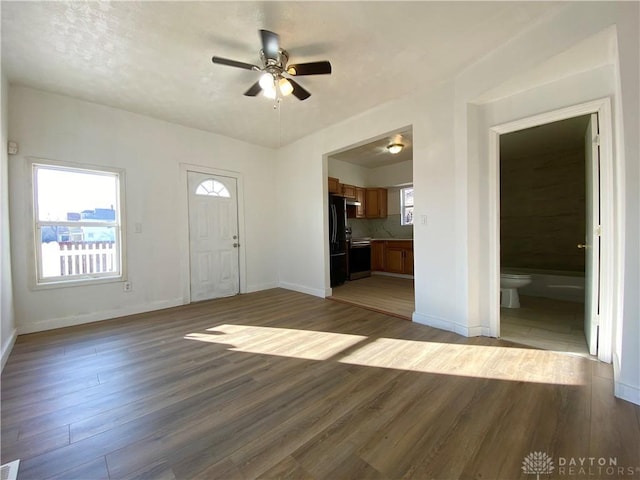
<box><xmin>489</xmin><ymin>98</ymin><xmax>616</xmax><ymax>363</ymax></box>
<box><xmin>326</xmin><ymin>127</ymin><xmax>415</xmax><ymax>320</ymax></box>
<box><xmin>498</xmin><ymin>115</ymin><xmax>593</xmax><ymax>356</ymax></box>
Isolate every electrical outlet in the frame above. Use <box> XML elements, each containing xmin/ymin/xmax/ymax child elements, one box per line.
<box><xmin>123</xmin><ymin>281</ymin><xmax>132</xmax><ymax>292</ymax></box>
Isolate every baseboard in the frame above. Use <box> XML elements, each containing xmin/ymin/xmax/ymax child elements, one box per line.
<box><xmin>412</xmin><ymin>312</ymin><xmax>456</xmax><ymax>333</ymax></box>
<box><xmin>614</xmin><ymin>379</ymin><xmax>640</xmax><ymax>405</ymax></box>
<box><xmin>613</xmin><ymin>352</ymin><xmax>640</xmax><ymax>405</ymax></box>
<box><xmin>465</xmin><ymin>325</ymin><xmax>489</xmax><ymax>337</ymax></box>
<box><xmin>278</xmin><ymin>282</ymin><xmax>325</xmax><ymax>298</ymax></box>
<box><xmin>1</xmin><ymin>327</ymin><xmax>17</xmax><ymax>372</ymax></box>
<box><xmin>17</xmin><ymin>298</ymin><xmax>185</xmax><ymax>334</ymax></box>
<box><xmin>245</xmin><ymin>282</ymin><xmax>279</xmax><ymax>293</ymax></box>
<box><xmin>412</xmin><ymin>312</ymin><xmax>486</xmax><ymax>338</ymax></box>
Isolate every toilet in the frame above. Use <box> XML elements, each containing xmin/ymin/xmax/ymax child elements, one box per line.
<box><xmin>500</xmin><ymin>271</ymin><xmax>532</xmax><ymax>308</ymax></box>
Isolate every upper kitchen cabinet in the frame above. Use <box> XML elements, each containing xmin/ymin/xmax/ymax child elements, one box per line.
<box><xmin>355</xmin><ymin>187</ymin><xmax>366</xmax><ymax>218</ymax></box>
<box><xmin>342</xmin><ymin>184</ymin><xmax>357</xmax><ymax>199</ymax></box>
<box><xmin>365</xmin><ymin>188</ymin><xmax>387</xmax><ymax>218</ymax></box>
<box><xmin>328</xmin><ymin>177</ymin><xmax>341</xmax><ymax>194</ymax></box>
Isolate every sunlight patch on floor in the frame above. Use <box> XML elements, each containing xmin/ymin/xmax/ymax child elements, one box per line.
<box><xmin>338</xmin><ymin>337</ymin><xmax>588</xmax><ymax>385</ymax></box>
<box><xmin>184</xmin><ymin>324</ymin><xmax>367</xmax><ymax>361</ymax></box>
<box><xmin>184</xmin><ymin>325</ymin><xmax>589</xmax><ymax>385</ymax></box>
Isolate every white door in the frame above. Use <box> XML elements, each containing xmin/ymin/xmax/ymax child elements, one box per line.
<box><xmin>187</xmin><ymin>171</ymin><xmax>239</xmax><ymax>301</ymax></box>
<box><xmin>584</xmin><ymin>113</ymin><xmax>600</xmax><ymax>355</ymax></box>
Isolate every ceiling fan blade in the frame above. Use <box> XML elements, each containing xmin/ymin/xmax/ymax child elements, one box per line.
<box><xmin>243</xmin><ymin>81</ymin><xmax>262</xmax><ymax>97</ymax></box>
<box><xmin>260</xmin><ymin>29</ymin><xmax>280</xmax><ymax>60</ymax></box>
<box><xmin>287</xmin><ymin>61</ymin><xmax>332</xmax><ymax>76</ymax></box>
<box><xmin>212</xmin><ymin>56</ymin><xmax>259</xmax><ymax>71</ymax></box>
<box><xmin>288</xmin><ymin>78</ymin><xmax>311</xmax><ymax>101</ymax></box>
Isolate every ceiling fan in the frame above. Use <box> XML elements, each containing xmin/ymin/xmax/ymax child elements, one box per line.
<box><xmin>212</xmin><ymin>29</ymin><xmax>332</xmax><ymax>101</ymax></box>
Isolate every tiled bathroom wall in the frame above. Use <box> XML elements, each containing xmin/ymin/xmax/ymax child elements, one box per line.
<box><xmin>500</xmin><ymin>147</ymin><xmax>585</xmax><ymax>272</ymax></box>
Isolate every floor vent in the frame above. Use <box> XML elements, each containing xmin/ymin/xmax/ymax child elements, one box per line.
<box><xmin>1</xmin><ymin>459</ymin><xmax>20</xmax><ymax>480</ymax></box>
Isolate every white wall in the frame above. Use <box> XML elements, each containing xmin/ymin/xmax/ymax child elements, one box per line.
<box><xmin>1</xmin><ymin>74</ymin><xmax>17</xmax><ymax>370</ymax></box>
<box><xmin>8</xmin><ymin>86</ymin><xmax>278</xmax><ymax>334</ymax></box>
<box><xmin>327</xmin><ymin>158</ymin><xmax>367</xmax><ymax>187</ymax></box>
<box><xmin>276</xmin><ymin>3</ymin><xmax>639</xmax><ymax>404</ymax></box>
<box><xmin>328</xmin><ymin>158</ymin><xmax>412</xmax><ymax>189</ymax></box>
<box><xmin>328</xmin><ymin>157</ymin><xmax>413</xmax><ymax>218</ymax></box>
<box><xmin>367</xmin><ymin>160</ymin><xmax>412</xmax><ymax>187</ymax></box>
<box><xmin>457</xmin><ymin>4</ymin><xmax>639</xmax><ymax>404</ymax></box>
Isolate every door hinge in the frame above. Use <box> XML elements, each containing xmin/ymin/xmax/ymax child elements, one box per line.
<box><xmin>594</xmin><ymin>134</ymin><xmax>600</xmax><ymax>146</ymax></box>
<box><xmin>596</xmin><ymin>225</ymin><xmax>602</xmax><ymax>236</ymax></box>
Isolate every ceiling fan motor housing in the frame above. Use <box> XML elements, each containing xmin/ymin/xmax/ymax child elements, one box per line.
<box><xmin>260</xmin><ymin>49</ymin><xmax>289</xmax><ymax>75</ymax></box>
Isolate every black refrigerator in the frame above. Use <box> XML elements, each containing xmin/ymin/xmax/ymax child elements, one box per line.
<box><xmin>329</xmin><ymin>194</ymin><xmax>348</xmax><ymax>287</ymax></box>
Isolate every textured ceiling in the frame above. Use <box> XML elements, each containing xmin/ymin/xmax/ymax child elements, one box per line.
<box><xmin>1</xmin><ymin>1</ymin><xmax>560</xmax><ymax>149</ymax></box>
<box><xmin>329</xmin><ymin>128</ymin><xmax>413</xmax><ymax>168</ymax></box>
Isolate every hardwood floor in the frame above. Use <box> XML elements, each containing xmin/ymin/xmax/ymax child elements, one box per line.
<box><xmin>328</xmin><ymin>275</ymin><xmax>414</xmax><ymax>320</ymax></box>
<box><xmin>2</xmin><ymin>288</ymin><xmax>639</xmax><ymax>480</ymax></box>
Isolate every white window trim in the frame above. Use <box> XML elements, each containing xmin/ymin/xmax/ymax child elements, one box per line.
<box><xmin>195</xmin><ymin>179</ymin><xmax>231</xmax><ymax>197</ymax></box>
<box><xmin>400</xmin><ymin>186</ymin><xmax>414</xmax><ymax>226</ymax></box>
<box><xmin>28</xmin><ymin>158</ymin><xmax>127</xmax><ymax>289</ymax></box>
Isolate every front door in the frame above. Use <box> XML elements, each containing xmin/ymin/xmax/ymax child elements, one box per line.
<box><xmin>187</xmin><ymin>171</ymin><xmax>239</xmax><ymax>301</ymax></box>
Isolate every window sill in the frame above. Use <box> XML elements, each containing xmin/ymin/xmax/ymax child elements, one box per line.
<box><xmin>32</xmin><ymin>275</ymin><xmax>125</xmax><ymax>291</ymax></box>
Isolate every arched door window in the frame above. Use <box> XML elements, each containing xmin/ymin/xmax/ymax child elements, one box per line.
<box><xmin>195</xmin><ymin>179</ymin><xmax>230</xmax><ymax>198</ymax></box>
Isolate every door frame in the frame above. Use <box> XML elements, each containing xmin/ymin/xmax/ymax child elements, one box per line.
<box><xmin>179</xmin><ymin>163</ymin><xmax>247</xmax><ymax>303</ymax></box>
<box><xmin>487</xmin><ymin>98</ymin><xmax>618</xmax><ymax>363</ymax></box>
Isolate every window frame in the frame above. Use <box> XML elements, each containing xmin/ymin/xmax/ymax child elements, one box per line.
<box><xmin>400</xmin><ymin>186</ymin><xmax>414</xmax><ymax>226</ymax></box>
<box><xmin>30</xmin><ymin>159</ymin><xmax>127</xmax><ymax>289</ymax></box>
<box><xmin>195</xmin><ymin>178</ymin><xmax>231</xmax><ymax>198</ymax></box>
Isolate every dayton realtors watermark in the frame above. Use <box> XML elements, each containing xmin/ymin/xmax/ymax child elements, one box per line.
<box><xmin>558</xmin><ymin>457</ymin><xmax>638</xmax><ymax>477</ymax></box>
<box><xmin>522</xmin><ymin>452</ymin><xmax>640</xmax><ymax>478</ymax></box>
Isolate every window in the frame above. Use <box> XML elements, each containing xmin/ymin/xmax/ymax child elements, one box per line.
<box><xmin>400</xmin><ymin>187</ymin><xmax>414</xmax><ymax>225</ymax></box>
<box><xmin>195</xmin><ymin>179</ymin><xmax>230</xmax><ymax>197</ymax></box>
<box><xmin>33</xmin><ymin>162</ymin><xmax>124</xmax><ymax>285</ymax></box>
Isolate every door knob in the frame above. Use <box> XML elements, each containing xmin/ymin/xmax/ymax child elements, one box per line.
<box><xmin>233</xmin><ymin>235</ymin><xmax>237</xmax><ymax>239</ymax></box>
<box><xmin>577</xmin><ymin>243</ymin><xmax>587</xmax><ymax>249</ymax></box>
<box><xmin>233</xmin><ymin>243</ymin><xmax>240</xmax><ymax>248</ymax></box>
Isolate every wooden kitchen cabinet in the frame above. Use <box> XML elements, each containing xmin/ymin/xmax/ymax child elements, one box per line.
<box><xmin>371</xmin><ymin>241</ymin><xmax>386</xmax><ymax>271</ymax></box>
<box><xmin>365</xmin><ymin>188</ymin><xmax>387</xmax><ymax>218</ymax></box>
<box><xmin>342</xmin><ymin>184</ymin><xmax>356</xmax><ymax>199</ymax></box>
<box><xmin>355</xmin><ymin>187</ymin><xmax>366</xmax><ymax>218</ymax></box>
<box><xmin>371</xmin><ymin>240</ymin><xmax>413</xmax><ymax>275</ymax></box>
<box><xmin>328</xmin><ymin>177</ymin><xmax>340</xmax><ymax>194</ymax></box>
<box><xmin>385</xmin><ymin>241</ymin><xmax>414</xmax><ymax>274</ymax></box>
<box><xmin>385</xmin><ymin>244</ymin><xmax>405</xmax><ymax>274</ymax></box>
<box><xmin>374</xmin><ymin>240</ymin><xmax>413</xmax><ymax>275</ymax></box>
<box><xmin>405</xmin><ymin>247</ymin><xmax>414</xmax><ymax>275</ymax></box>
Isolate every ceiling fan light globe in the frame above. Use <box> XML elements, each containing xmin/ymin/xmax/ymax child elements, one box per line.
<box><xmin>259</xmin><ymin>72</ymin><xmax>275</xmax><ymax>90</ymax></box>
<box><xmin>263</xmin><ymin>85</ymin><xmax>277</xmax><ymax>99</ymax></box>
<box><xmin>279</xmin><ymin>78</ymin><xmax>294</xmax><ymax>96</ymax></box>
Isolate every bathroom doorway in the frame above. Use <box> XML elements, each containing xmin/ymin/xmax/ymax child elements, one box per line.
<box><xmin>498</xmin><ymin>114</ymin><xmax>593</xmax><ymax>356</ymax></box>
<box><xmin>488</xmin><ymin>99</ymin><xmax>617</xmax><ymax>363</ymax></box>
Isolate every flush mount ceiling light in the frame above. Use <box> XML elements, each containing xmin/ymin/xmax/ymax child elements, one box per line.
<box><xmin>387</xmin><ymin>143</ymin><xmax>404</xmax><ymax>154</ymax></box>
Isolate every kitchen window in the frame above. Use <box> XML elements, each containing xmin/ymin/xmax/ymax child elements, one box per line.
<box><xmin>400</xmin><ymin>187</ymin><xmax>414</xmax><ymax>225</ymax></box>
<box><xmin>32</xmin><ymin>161</ymin><xmax>125</xmax><ymax>286</ymax></box>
